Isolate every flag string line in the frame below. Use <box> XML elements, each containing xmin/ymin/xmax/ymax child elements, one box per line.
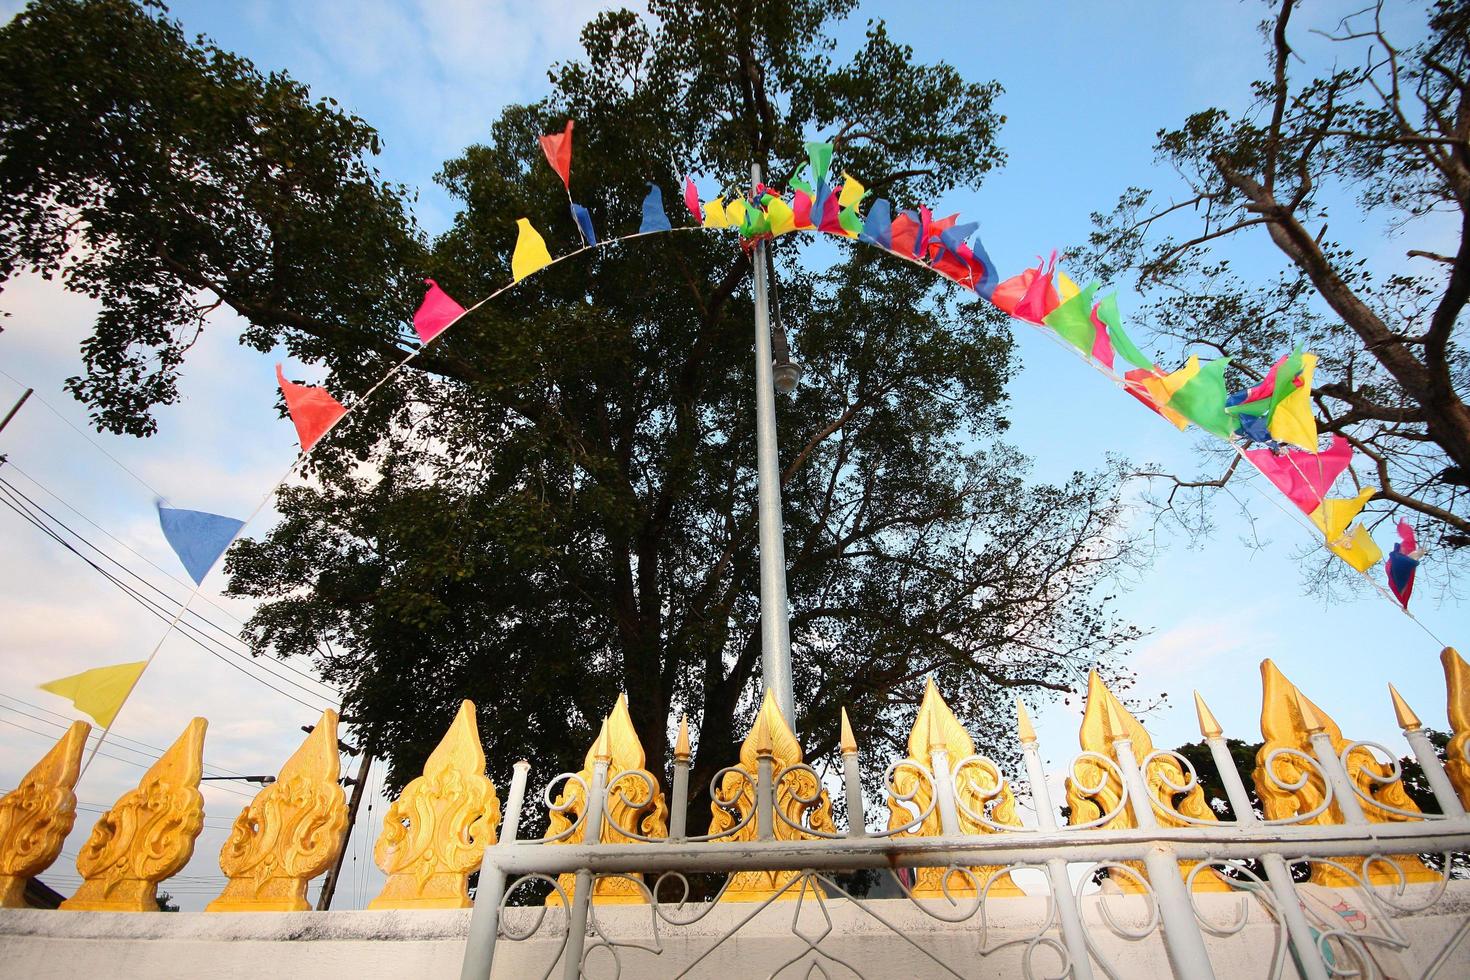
<box><xmin>68</xmin><ymin>214</ymin><xmax>1453</xmax><ymax>777</ymax></box>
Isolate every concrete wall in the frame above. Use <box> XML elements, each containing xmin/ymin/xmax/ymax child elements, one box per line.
<box><xmin>3</xmin><ymin>883</ymin><xmax>1468</xmax><ymax>978</ymax></box>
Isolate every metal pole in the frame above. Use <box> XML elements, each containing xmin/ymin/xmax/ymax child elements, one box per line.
<box><xmin>462</xmin><ymin>759</ymin><xmax>530</xmax><ymax>980</ymax></box>
<box><xmin>749</xmin><ymin>163</ymin><xmax>795</xmax><ymax>729</ymax></box>
<box><xmin>317</xmin><ymin>748</ymin><xmax>374</xmax><ymax>910</ymax></box>
<box><xmin>0</xmin><ymin>387</ymin><xmax>32</xmax><ymax>436</ymax></box>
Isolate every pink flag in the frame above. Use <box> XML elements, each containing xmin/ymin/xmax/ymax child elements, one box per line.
<box><xmin>682</xmin><ymin>177</ymin><xmax>702</xmax><ymax>223</ymax></box>
<box><xmin>792</xmin><ymin>190</ymin><xmax>814</xmax><ymax>229</ymax></box>
<box><xmin>412</xmin><ymin>278</ymin><xmax>465</xmax><ymax>344</ymax></box>
<box><xmin>1089</xmin><ymin>303</ymin><xmax>1115</xmax><ymax>369</ymax></box>
<box><xmin>1245</xmin><ymin>434</ymin><xmax>1353</xmax><ymax>513</ymax></box>
<box><xmin>276</xmin><ymin>364</ymin><xmax>346</xmax><ymax>452</ymax></box>
<box><xmin>1011</xmin><ymin>255</ymin><xmax>1059</xmax><ymax>324</ymax></box>
<box><xmin>817</xmin><ymin>192</ymin><xmax>844</xmax><ymax>234</ymax></box>
<box><xmin>1397</xmin><ymin>519</ymin><xmax>1418</xmax><ymax>554</ymax></box>
<box><xmin>539</xmin><ymin>120</ymin><xmax>573</xmax><ymax>188</ymax></box>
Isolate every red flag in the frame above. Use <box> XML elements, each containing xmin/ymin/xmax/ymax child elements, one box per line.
<box><xmin>539</xmin><ymin>120</ymin><xmax>573</xmax><ymax>188</ymax></box>
<box><xmin>990</xmin><ymin>267</ymin><xmax>1037</xmax><ymax>315</ymax></box>
<box><xmin>276</xmin><ymin>364</ymin><xmax>346</xmax><ymax>452</ymax></box>
<box><xmin>682</xmin><ymin>177</ymin><xmax>702</xmax><ymax>223</ymax></box>
<box><xmin>792</xmin><ymin>190</ymin><xmax>814</xmax><ymax>229</ymax></box>
<box><xmin>412</xmin><ymin>278</ymin><xmax>466</xmax><ymax>344</ymax></box>
<box><xmin>1089</xmin><ymin>303</ymin><xmax>1115</xmax><ymax>370</ymax></box>
<box><xmin>1012</xmin><ymin>255</ymin><xmax>1060</xmax><ymax>324</ymax></box>
<box><xmin>889</xmin><ymin>213</ymin><xmax>920</xmax><ymax>258</ymax></box>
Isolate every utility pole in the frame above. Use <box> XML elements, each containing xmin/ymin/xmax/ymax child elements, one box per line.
<box><xmin>0</xmin><ymin>387</ymin><xmax>32</xmax><ymax>437</ymax></box>
<box><xmin>749</xmin><ymin>163</ymin><xmax>796</xmax><ymax>729</ymax></box>
<box><xmin>316</xmin><ymin>745</ymin><xmax>374</xmax><ymax>910</ymax></box>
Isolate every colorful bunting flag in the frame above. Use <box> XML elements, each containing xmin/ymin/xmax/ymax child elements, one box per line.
<box><xmin>1043</xmin><ymin>282</ymin><xmax>1101</xmax><ymax>352</ymax></box>
<box><xmin>276</xmin><ymin>364</ymin><xmax>346</xmax><ymax>451</ymax></box>
<box><xmin>1057</xmin><ymin>272</ymin><xmax>1081</xmax><ymax>304</ymax></box>
<box><xmin>1166</xmin><ymin>357</ymin><xmax>1236</xmax><ymax>439</ymax></box>
<box><xmin>1094</xmin><ymin>294</ymin><xmax>1154</xmax><ymax>370</ymax></box>
<box><xmin>1329</xmin><ymin>524</ymin><xmax>1383</xmax><ymax>572</ymax></box>
<box><xmin>1088</xmin><ymin>304</ymin><xmax>1115</xmax><ymax>369</ymax></box>
<box><xmin>766</xmin><ymin>196</ymin><xmax>797</xmax><ymax>236</ymax></box>
<box><xmin>838</xmin><ymin>173</ymin><xmax>865</xmax><ymax>209</ymax></box>
<box><xmin>805</xmin><ymin>141</ymin><xmax>834</xmax><ymax>185</ymax></box>
<box><xmin>1387</xmin><ymin>520</ymin><xmax>1422</xmax><ymax>608</ymax></box>
<box><xmin>726</xmin><ymin>198</ymin><xmax>747</xmax><ymax>228</ymax></box>
<box><xmin>1268</xmin><ymin>353</ymin><xmax>1318</xmax><ymax>450</ymax></box>
<box><xmin>859</xmin><ymin>199</ymin><xmax>893</xmax><ymax>249</ymax></box>
<box><xmin>1244</xmin><ymin>434</ymin><xmax>1352</xmax><ymax>513</ymax></box>
<box><xmin>412</xmin><ymin>278</ymin><xmax>465</xmax><ymax>344</ymax></box>
<box><xmin>682</xmin><ymin>177</ymin><xmax>703</xmax><ymax>223</ymax></box>
<box><xmin>157</xmin><ymin>503</ymin><xmax>245</xmax><ymax>585</ymax></box>
<box><xmin>40</xmin><ymin>661</ymin><xmax>147</xmax><ymax>728</ymax></box>
<box><xmin>539</xmin><ymin>120</ymin><xmax>573</xmax><ymax>188</ymax></box>
<box><xmin>703</xmin><ymin>196</ymin><xmax>730</xmax><ymax>229</ymax></box>
<box><xmin>1227</xmin><ymin>347</ymin><xmax>1305</xmax><ymax>418</ymax></box>
<box><xmin>640</xmin><ymin>184</ymin><xmax>672</xmax><ymax>234</ymax></box>
<box><xmin>967</xmin><ymin>234</ymin><xmax>1000</xmax><ymax>300</ymax></box>
<box><xmin>570</xmin><ymin>203</ymin><xmax>597</xmax><ymax>245</ymax></box>
<box><xmin>1307</xmin><ymin>486</ymin><xmax>1376</xmax><ymax>540</ymax></box>
<box><xmin>1124</xmin><ymin>360</ymin><xmax>1198</xmax><ymax>430</ymax></box>
<box><xmin>1012</xmin><ymin>260</ymin><xmax>1060</xmax><ymax>324</ymax></box>
<box><xmin>511</xmin><ymin>218</ymin><xmax>553</xmax><ymax>282</ymax></box>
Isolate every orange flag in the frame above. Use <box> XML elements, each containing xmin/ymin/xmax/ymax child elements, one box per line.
<box><xmin>276</xmin><ymin>365</ymin><xmax>346</xmax><ymax>451</ymax></box>
<box><xmin>539</xmin><ymin>120</ymin><xmax>573</xmax><ymax>188</ymax></box>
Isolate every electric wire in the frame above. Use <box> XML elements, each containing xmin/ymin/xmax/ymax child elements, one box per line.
<box><xmin>0</xmin><ymin>475</ymin><xmax>338</xmax><ymax>699</ymax></box>
<box><xmin>0</xmin><ymin>368</ymin><xmax>167</xmax><ymax>499</ymax></box>
<box><xmin>0</xmin><ymin>483</ymin><xmax>336</xmax><ymax>711</ymax></box>
<box><xmin>0</xmin><ymin>459</ymin><xmax>341</xmax><ymax>691</ymax></box>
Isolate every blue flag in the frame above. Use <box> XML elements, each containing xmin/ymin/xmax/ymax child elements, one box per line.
<box><xmin>859</xmin><ymin>199</ymin><xmax>893</xmax><ymax>249</ymax></box>
<box><xmin>570</xmin><ymin>203</ymin><xmax>597</xmax><ymax>246</ymax></box>
<box><xmin>639</xmin><ymin>184</ymin><xmax>671</xmax><ymax>234</ymax></box>
<box><xmin>157</xmin><ymin>503</ymin><xmax>245</xmax><ymax>585</ymax></box>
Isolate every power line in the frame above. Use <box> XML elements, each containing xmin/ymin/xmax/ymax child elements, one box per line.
<box><xmin>0</xmin><ymin>369</ymin><xmax>166</xmax><ymax>498</ymax></box>
<box><xmin>0</xmin><ymin>484</ymin><xmax>336</xmax><ymax>711</ymax></box>
<box><xmin>0</xmin><ymin>459</ymin><xmax>342</xmax><ymax>688</ymax></box>
<box><xmin>0</xmin><ymin>475</ymin><xmax>338</xmax><ymax>698</ymax></box>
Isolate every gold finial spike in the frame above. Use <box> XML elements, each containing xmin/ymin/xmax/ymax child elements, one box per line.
<box><xmin>62</xmin><ymin>718</ymin><xmax>208</xmax><ymax>912</ymax></box>
<box><xmin>1388</xmin><ymin>684</ymin><xmax>1422</xmax><ymax>731</ymax></box>
<box><xmin>1194</xmin><ymin>692</ymin><xmax>1223</xmax><ymax>739</ymax></box>
<box><xmin>1294</xmin><ymin>691</ymin><xmax>1325</xmax><ymax>735</ymax></box>
<box><xmin>369</xmin><ymin>700</ymin><xmax>500</xmax><ymax>909</ymax></box>
<box><xmin>0</xmin><ymin>720</ymin><xmax>90</xmax><ymax>907</ymax></box>
<box><xmin>674</xmin><ymin>714</ymin><xmax>692</xmax><ymax>761</ymax></box>
<box><xmin>206</xmin><ymin>709</ymin><xmax>347</xmax><ymax>912</ymax></box>
<box><xmin>1093</xmin><ymin>672</ymin><xmax>1129</xmax><ymax>743</ymax></box>
<box><xmin>594</xmin><ymin>716</ymin><xmax>612</xmax><ymax>762</ymax></box>
<box><xmin>839</xmin><ymin>707</ymin><xmax>858</xmax><ymax>755</ymax></box>
<box><xmin>1015</xmin><ymin>700</ymin><xmax>1037</xmax><ymax>745</ymax></box>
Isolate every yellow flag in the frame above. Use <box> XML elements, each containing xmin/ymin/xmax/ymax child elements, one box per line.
<box><xmin>1307</xmin><ymin>486</ymin><xmax>1376</xmax><ymax>540</ymax></box>
<box><xmin>702</xmin><ymin>196</ymin><xmax>729</xmax><ymax>229</ymax></box>
<box><xmin>1269</xmin><ymin>353</ymin><xmax>1318</xmax><ymax>450</ymax></box>
<box><xmin>1057</xmin><ymin>271</ymin><xmax>1081</xmax><ymax>304</ymax></box>
<box><xmin>40</xmin><ymin>661</ymin><xmax>147</xmax><ymax>728</ymax></box>
<box><xmin>766</xmin><ymin>197</ymin><xmax>796</xmax><ymax>236</ymax></box>
<box><xmin>1140</xmin><ymin>356</ymin><xmax>1200</xmax><ymax>430</ymax></box>
<box><xmin>511</xmin><ymin>218</ymin><xmax>553</xmax><ymax>283</ymax></box>
<box><xmin>1329</xmin><ymin>524</ymin><xmax>1383</xmax><ymax>572</ymax></box>
<box><xmin>726</xmin><ymin>198</ymin><xmax>747</xmax><ymax>227</ymax></box>
<box><xmin>838</xmin><ymin>172</ymin><xmax>865</xmax><ymax>210</ymax></box>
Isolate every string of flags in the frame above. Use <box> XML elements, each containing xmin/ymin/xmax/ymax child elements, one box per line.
<box><xmin>36</xmin><ymin>122</ymin><xmax>1436</xmax><ymax>732</ymax></box>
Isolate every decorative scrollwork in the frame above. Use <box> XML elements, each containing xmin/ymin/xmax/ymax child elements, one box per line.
<box><xmin>534</xmin><ymin>772</ymin><xmax>591</xmax><ymax>844</ymax></box>
<box><xmin>1079</xmin><ymin>861</ymin><xmax>1160</xmax><ymax>941</ymax></box>
<box><xmin>1341</xmin><ymin>740</ymin><xmax>1446</xmax><ymax>821</ymax></box>
<box><xmin>872</xmin><ymin>758</ymin><xmax>938</xmax><ymax>838</ymax></box>
<box><xmin>772</xmin><ymin>763</ymin><xmax>846</xmax><ymax>840</ymax></box>
<box><xmin>1258</xmin><ymin>747</ymin><xmax>1336</xmax><ymax>825</ymax></box>
<box><xmin>951</xmin><ymin>754</ymin><xmax>1020</xmax><ymax>833</ymax></box>
<box><xmin>682</xmin><ymin>765</ymin><xmax>757</xmax><ymax>843</ymax></box>
<box><xmin>1063</xmin><ymin>750</ymin><xmax>1131</xmax><ymax>831</ymax></box>
<box><xmin>0</xmin><ymin>720</ymin><xmax>88</xmax><ymax>908</ymax></box>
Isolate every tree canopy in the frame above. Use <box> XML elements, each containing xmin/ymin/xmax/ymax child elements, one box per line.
<box><xmin>1078</xmin><ymin>0</ymin><xmax>1470</xmax><ymax>592</ymax></box>
<box><xmin>0</xmin><ymin>0</ymin><xmax>1139</xmax><ymax>805</ymax></box>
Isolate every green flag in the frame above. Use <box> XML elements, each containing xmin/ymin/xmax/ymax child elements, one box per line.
<box><xmin>1096</xmin><ymin>294</ymin><xmax>1155</xmax><ymax>370</ymax></box>
<box><xmin>1168</xmin><ymin>357</ymin><xmax>1236</xmax><ymax>438</ymax></box>
<box><xmin>1043</xmin><ymin>282</ymin><xmax>1101</xmax><ymax>352</ymax></box>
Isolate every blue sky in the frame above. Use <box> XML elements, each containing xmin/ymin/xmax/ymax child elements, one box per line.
<box><xmin>0</xmin><ymin>0</ymin><xmax>1464</xmax><ymax>909</ymax></box>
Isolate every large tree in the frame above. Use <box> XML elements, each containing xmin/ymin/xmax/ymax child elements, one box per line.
<box><xmin>1078</xmin><ymin>0</ymin><xmax>1470</xmax><ymax>590</ymax></box>
<box><xmin>0</xmin><ymin>0</ymin><xmax>1138</xmax><ymax>804</ymax></box>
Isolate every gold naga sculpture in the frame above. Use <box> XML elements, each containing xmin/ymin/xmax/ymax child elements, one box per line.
<box><xmin>369</xmin><ymin>700</ymin><xmax>501</xmax><ymax>909</ymax></box>
<box><xmin>61</xmin><ymin>718</ymin><xmax>208</xmax><ymax>912</ymax></box>
<box><xmin>708</xmin><ymin>689</ymin><xmax>836</xmax><ymax>902</ymax></box>
<box><xmin>546</xmin><ymin>694</ymin><xmax>668</xmax><ymax>905</ymax></box>
<box><xmin>206</xmin><ymin>708</ymin><xmax>349</xmax><ymax>912</ymax></box>
<box><xmin>886</xmin><ymin>678</ymin><xmax>1023</xmax><ymax>897</ymax></box>
<box><xmin>1442</xmin><ymin>648</ymin><xmax>1470</xmax><ymax>809</ymax></box>
<box><xmin>1066</xmin><ymin>672</ymin><xmax>1228</xmax><ymax>893</ymax></box>
<box><xmin>1254</xmin><ymin>659</ymin><xmax>1438</xmax><ymax>887</ymax></box>
<box><xmin>0</xmin><ymin>720</ymin><xmax>90</xmax><ymax>907</ymax></box>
